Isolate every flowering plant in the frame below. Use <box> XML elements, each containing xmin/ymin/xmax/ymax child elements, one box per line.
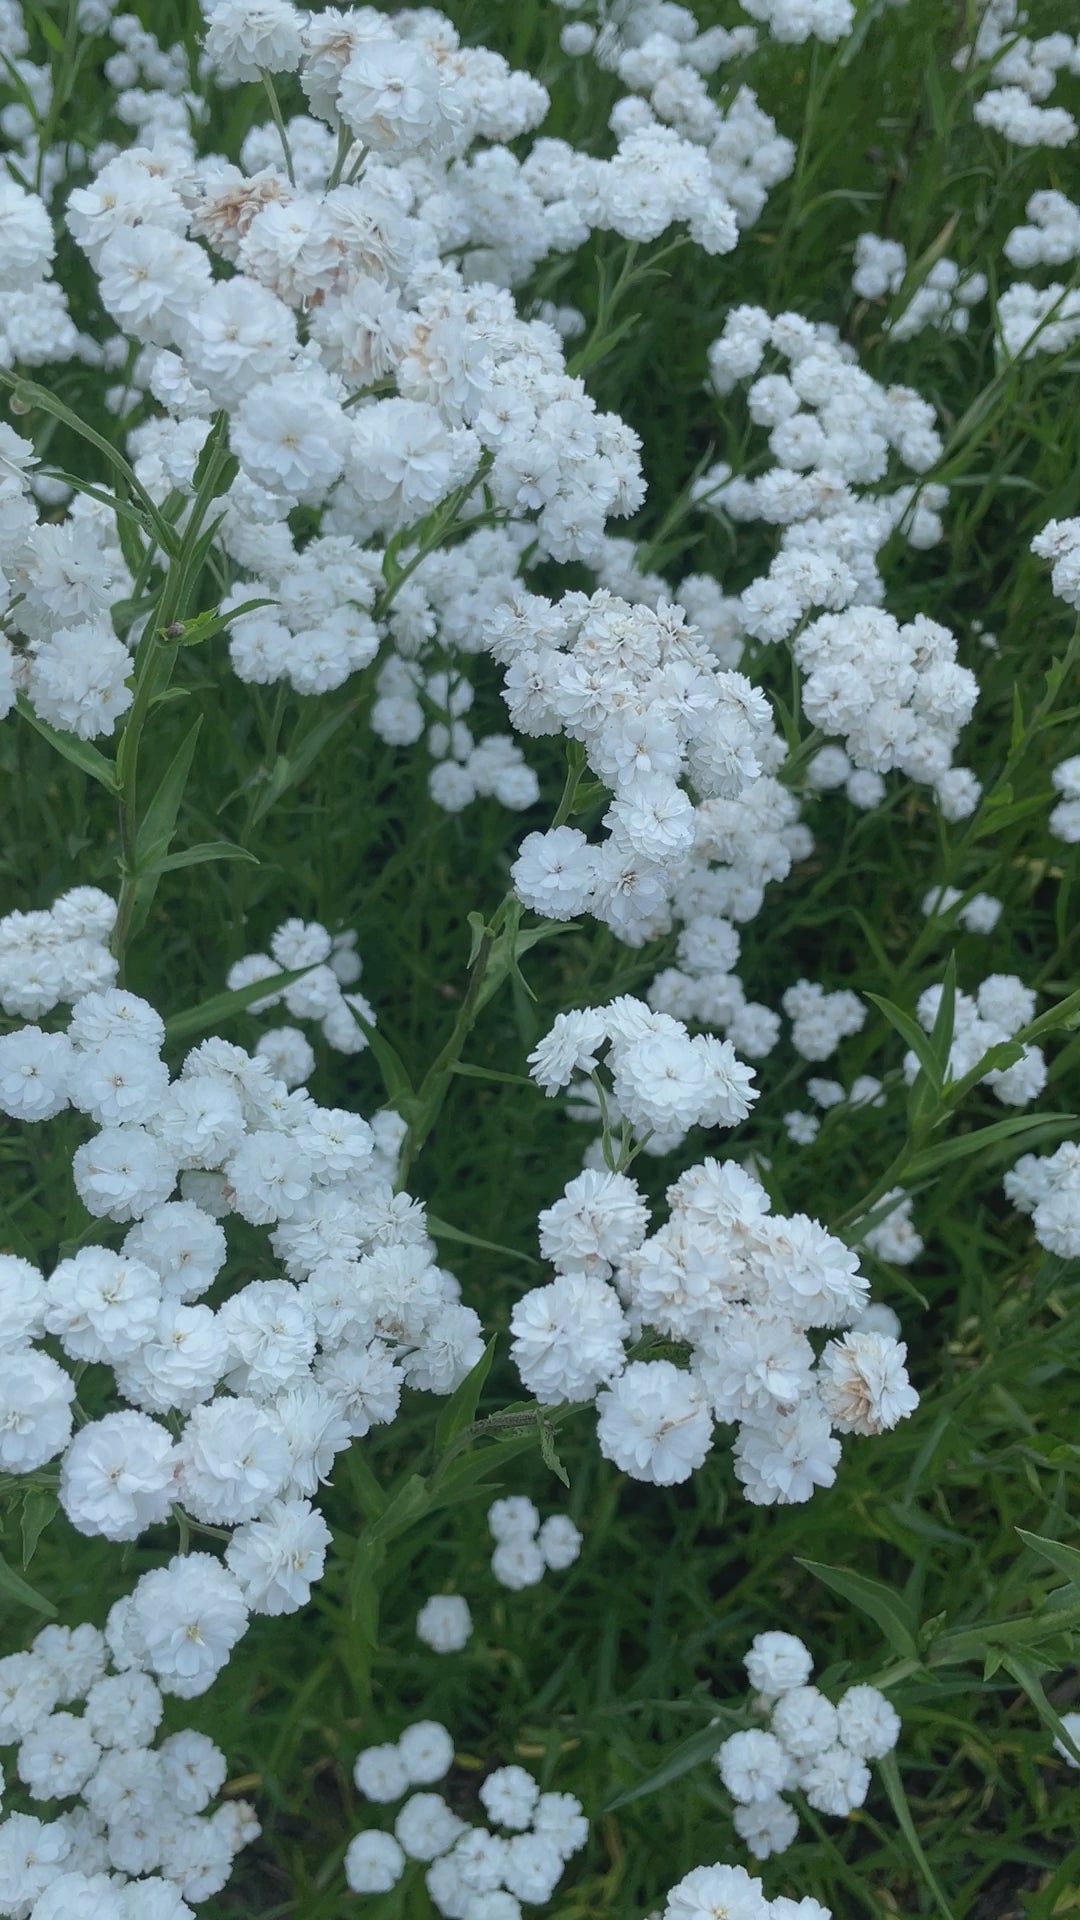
<box><xmin>2</xmin><ymin>0</ymin><xmax>1080</xmax><ymax>1915</ymax></box>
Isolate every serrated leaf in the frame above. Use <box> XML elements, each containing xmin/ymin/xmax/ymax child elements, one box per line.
<box><xmin>796</xmin><ymin>1557</ymin><xmax>919</xmax><ymax>1658</ymax></box>
<box><xmin>0</xmin><ymin>1550</ymin><xmax>56</xmax><ymax>1617</ymax></box>
<box><xmin>16</xmin><ymin>696</ymin><xmax>120</xmax><ymax>794</ymax></box>
<box><xmin>435</xmin><ymin>1338</ymin><xmax>498</xmax><ymax>1453</ymax></box>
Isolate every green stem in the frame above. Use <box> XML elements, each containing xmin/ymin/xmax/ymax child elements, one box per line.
<box><xmin>260</xmin><ymin>71</ymin><xmax>295</xmax><ymax>186</ymax></box>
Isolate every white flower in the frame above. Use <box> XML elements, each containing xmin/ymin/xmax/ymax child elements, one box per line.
<box><xmin>512</xmin><ymin>827</ymin><xmax>600</xmax><ymax>919</ymax></box>
<box><xmin>354</xmin><ymin>1742</ymin><xmax>410</xmax><ymax>1803</ymax></box>
<box><xmin>770</xmin><ymin>1685</ymin><xmax>840</xmax><ymax>1759</ymax></box>
<box><xmin>0</xmin><ymin>1349</ymin><xmax>75</xmax><ymax>1473</ymax></box>
<box><xmin>394</xmin><ymin>1792</ymin><xmax>466</xmax><ymax>1861</ymax></box>
<box><xmin>818</xmin><ymin>1332</ymin><xmax>918</xmax><ymax>1434</ymax></box>
<box><xmin>715</xmin><ymin>1728</ymin><xmax>791</xmax><ymax>1803</ymax></box>
<box><xmin>0</xmin><ymin>1027</ymin><xmax>73</xmax><ymax>1121</ymax></box>
<box><xmin>596</xmin><ymin>1360</ymin><xmax>713</xmax><ymax>1485</ymax></box>
<box><xmin>127</xmin><ymin>1553</ymin><xmax>249</xmax><ymax>1698</ymax></box>
<box><xmin>224</xmin><ymin>1497</ymin><xmax>332</xmax><ymax>1614</ymax></box>
<box><xmin>744</xmin><ymin>1631</ymin><xmax>813</xmax><ymax>1697</ymax></box>
<box><xmin>17</xmin><ymin>1712</ymin><xmax>100</xmax><ymax>1800</ymax></box>
<box><xmin>175</xmin><ymin>1396</ymin><xmax>291</xmax><ymax>1524</ymax></box>
<box><xmin>71</xmin><ymin>1125</ymin><xmax>177</xmax><ymax>1222</ymax></box>
<box><xmin>538</xmin><ymin>1514</ymin><xmax>582</xmax><ymax>1571</ymax></box>
<box><xmin>663</xmin><ymin>1862</ymin><xmax>772</xmax><ymax>1920</ymax></box>
<box><xmin>416</xmin><ymin>1594</ymin><xmax>472</xmax><ymax>1653</ymax></box>
<box><xmin>733</xmin><ymin>1793</ymin><xmax>800</xmax><ymax>1859</ymax></box>
<box><xmin>203</xmin><ymin>0</ymin><xmax>305</xmax><ymax>81</ymax></box>
<box><xmin>510</xmin><ymin>1272</ymin><xmax>628</xmax><ymax>1406</ymax></box>
<box><xmin>232</xmin><ymin>374</ymin><xmax>349</xmax><ymax>503</ymax></box>
<box><xmin>799</xmin><ymin>1741</ymin><xmax>870</xmax><ymax>1815</ymax></box>
<box><xmin>397</xmin><ymin>1721</ymin><xmax>455</xmax><ymax>1787</ymax></box>
<box><xmin>344</xmin><ymin>1828</ymin><xmax>406</xmax><ymax>1893</ymax></box>
<box><xmin>59</xmin><ymin>1410</ymin><xmax>177</xmax><ymax>1541</ymax></box>
<box><xmin>836</xmin><ymin>1684</ymin><xmax>901</xmax><ymax>1758</ymax></box>
<box><xmin>479</xmin><ymin>1765</ymin><xmax>539</xmax><ymax>1831</ymax></box>
<box><xmin>336</xmin><ymin>37</ymin><xmax>457</xmax><ymax>157</ymax></box>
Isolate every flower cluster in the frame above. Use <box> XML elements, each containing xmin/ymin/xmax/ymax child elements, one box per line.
<box><xmin>1049</xmin><ymin>754</ymin><xmax>1080</xmax><ymax>844</ymax></box>
<box><xmin>961</xmin><ymin>2</ymin><xmax>1078</xmax><ymax>150</ymax></box>
<box><xmin>715</xmin><ymin>1631</ymin><xmax>900</xmax><ymax>1859</ymax></box>
<box><xmin>0</xmin><ymin>887</ymin><xmax>118</xmax><ymax>1020</ymax></box>
<box><xmin>1005</xmin><ymin>1142</ymin><xmax>1080</xmax><ymax>1259</ymax></box>
<box><xmin>0</xmin><ymin>967</ymin><xmax>484</xmax><ymax>1701</ymax></box>
<box><xmin>780</xmin><ymin>980</ymin><xmax>865</xmax><ymax>1064</ymax></box>
<box><xmin>498</xmin><ymin>588</ymin><xmax>789</xmax><ymax>948</ymax></box>
<box><xmin>663</xmin><ymin>1861</ymin><xmax>832</xmax><ymax>1920</ymax></box>
<box><xmin>0</xmin><ymin>1618</ymin><xmax>258</xmax><ymax>1916</ymax></box>
<box><xmin>349</xmin><ymin>1725</ymin><xmax>587</xmax><ymax>1915</ymax></box>
<box><xmin>543</xmin><ymin>1</ymin><xmax>796</xmax><ymax>231</ymax></box>
<box><xmin>487</xmin><ymin>1498</ymin><xmax>582</xmax><ymax>1592</ymax></box>
<box><xmin>0</xmin><ymin>415</ymin><xmax>134</xmax><ymax>743</ymax></box>
<box><xmin>225</xmin><ymin>915</ymin><xmax>374</xmax><ymax>1064</ymax></box>
<box><xmin>511</xmin><ymin>1056</ymin><xmax>917</xmax><ymax>1500</ymax></box>
<box><xmin>852</xmin><ymin>233</ymin><xmax>987</xmax><ymax>339</ymax></box>
<box><xmin>906</xmin><ymin>975</ymin><xmax>1046</xmax><ymax>1108</ymax></box>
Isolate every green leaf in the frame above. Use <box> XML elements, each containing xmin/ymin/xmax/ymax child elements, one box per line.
<box><xmin>602</xmin><ymin>1717</ymin><xmax>739</xmax><ymax>1813</ymax></box>
<box><xmin>191</xmin><ymin>410</ymin><xmax>236</xmax><ymax>499</ymax></box>
<box><xmin>865</xmin><ymin>991</ymin><xmax>942</xmax><ymax>1094</ymax></box>
<box><xmin>0</xmin><ymin>1550</ymin><xmax>56</xmax><ymax>1617</ymax></box>
<box><xmin>902</xmin><ymin>1112</ymin><xmax>1075</xmax><ymax>1181</ymax></box>
<box><xmin>796</xmin><ymin>1558</ymin><xmax>920</xmax><ymax>1658</ymax></box>
<box><xmin>364</xmin><ymin>1474</ymin><xmax>429</xmax><ymax>1551</ymax></box>
<box><xmin>173</xmin><ymin>598</ymin><xmax>276</xmax><ymax>648</ymax></box>
<box><xmin>154</xmin><ymin>840</ymin><xmax>260</xmax><ymax>875</ymax></box>
<box><xmin>928</xmin><ymin>952</ymin><xmax>957</xmax><ymax>1078</ymax></box>
<box><xmin>876</xmin><ymin>1750</ymin><xmax>956</xmax><ymax>1920</ymax></box>
<box><xmin>1016</xmin><ymin>1527</ymin><xmax>1080</xmax><ymax>1592</ymax></box>
<box><xmin>20</xmin><ymin>1490</ymin><xmax>57</xmax><ymax>1571</ymax></box>
<box><xmin>5</xmin><ymin>377</ymin><xmax>178</xmax><ymax>556</ymax></box>
<box><xmin>435</xmin><ymin>1337</ymin><xmax>498</xmax><ymax>1452</ymax></box>
<box><xmin>1001</xmin><ymin>1650</ymin><xmax>1080</xmax><ymax>1768</ymax></box>
<box><xmin>349</xmin><ymin>1537</ymin><xmax>385</xmax><ymax>1642</ymax></box>
<box><xmin>16</xmin><ymin>696</ymin><xmax>119</xmax><ymax>794</ymax></box>
<box><xmin>426</xmin><ymin>1214</ymin><xmax>539</xmax><ymax>1267</ymax></box>
<box><xmin>27</xmin><ymin>2</ymin><xmax>66</xmax><ymax>52</ymax></box>
<box><xmin>134</xmin><ymin>715</ymin><xmax>203</xmax><ymax>874</ymax></box>
<box><xmin>537</xmin><ymin>1412</ymin><xmax>570</xmax><ymax>1490</ymax></box>
<box><xmin>249</xmin><ymin>700</ymin><xmax>358</xmax><ymax>828</ymax></box>
<box><xmin>344</xmin><ymin>1002</ymin><xmax>415</xmax><ymax>1108</ymax></box>
<box><xmin>448</xmin><ymin>1062</ymin><xmax>536</xmax><ymax>1090</ymax></box>
<box><xmin>163</xmin><ymin>967</ymin><xmax>308</xmax><ymax>1046</ymax></box>
<box><xmin>428</xmin><ymin>1429</ymin><xmax>545</xmax><ymax>1512</ymax></box>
